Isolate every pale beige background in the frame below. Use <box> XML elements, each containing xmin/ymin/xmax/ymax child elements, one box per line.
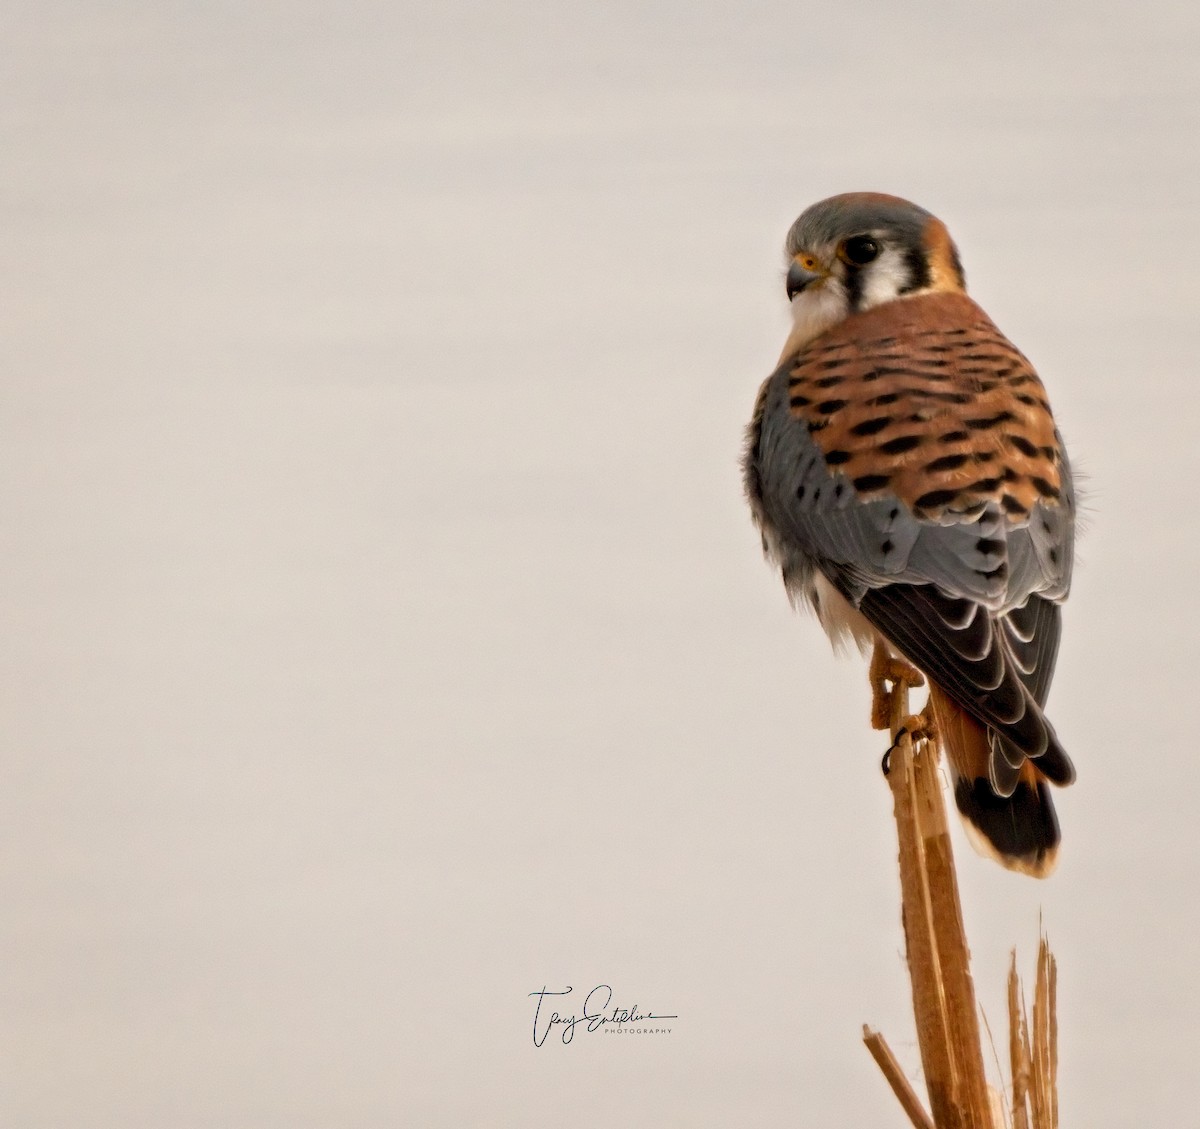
<box><xmin>4</xmin><ymin>2</ymin><xmax>1198</xmax><ymax>1126</ymax></box>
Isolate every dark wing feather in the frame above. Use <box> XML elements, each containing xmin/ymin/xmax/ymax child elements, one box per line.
<box><xmin>845</xmin><ymin>578</ymin><xmax>1075</xmax><ymax>787</ymax></box>
<box><xmin>1003</xmin><ymin>594</ymin><xmax>1061</xmax><ymax>707</ymax></box>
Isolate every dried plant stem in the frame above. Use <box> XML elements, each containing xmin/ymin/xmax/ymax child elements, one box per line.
<box><xmin>864</xmin><ymin>676</ymin><xmax>1062</xmax><ymax>1128</ymax></box>
<box><xmin>1008</xmin><ymin>941</ymin><xmax>1059</xmax><ymax>1129</ymax></box>
<box><xmin>1008</xmin><ymin>959</ymin><xmax>1031</xmax><ymax>1129</ymax></box>
<box><xmin>863</xmin><ymin>1025</ymin><xmax>937</xmax><ymax>1129</ymax></box>
<box><xmin>868</xmin><ymin>678</ymin><xmax>993</xmax><ymax>1128</ymax></box>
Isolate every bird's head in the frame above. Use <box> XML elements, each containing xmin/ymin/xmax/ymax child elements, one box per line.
<box><xmin>779</xmin><ymin>192</ymin><xmax>966</xmax><ymax>357</ymax></box>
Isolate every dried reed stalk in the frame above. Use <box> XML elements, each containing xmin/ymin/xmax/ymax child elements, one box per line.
<box><xmin>1007</xmin><ymin>940</ymin><xmax>1059</xmax><ymax>1129</ymax></box>
<box><xmin>863</xmin><ymin>1025</ymin><xmax>937</xmax><ymax>1129</ymax></box>
<box><xmin>863</xmin><ymin>676</ymin><xmax>1061</xmax><ymax>1129</ymax></box>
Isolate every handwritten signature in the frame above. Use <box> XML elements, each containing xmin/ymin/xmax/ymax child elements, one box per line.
<box><xmin>528</xmin><ymin>985</ymin><xmax>678</xmax><ymax>1047</ymax></box>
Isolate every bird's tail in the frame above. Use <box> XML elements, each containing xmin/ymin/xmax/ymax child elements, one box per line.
<box><xmin>927</xmin><ymin>685</ymin><xmax>1062</xmax><ymax>878</ymax></box>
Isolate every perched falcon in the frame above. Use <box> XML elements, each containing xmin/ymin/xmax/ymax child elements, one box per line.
<box><xmin>743</xmin><ymin>192</ymin><xmax>1076</xmax><ymax>878</ymax></box>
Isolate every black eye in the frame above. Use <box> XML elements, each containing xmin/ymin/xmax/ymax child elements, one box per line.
<box><xmin>840</xmin><ymin>236</ymin><xmax>880</xmax><ymax>266</ymax></box>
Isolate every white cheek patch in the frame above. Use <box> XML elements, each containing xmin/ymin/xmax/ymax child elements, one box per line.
<box><xmin>857</xmin><ymin>246</ymin><xmax>914</xmax><ymax>311</ymax></box>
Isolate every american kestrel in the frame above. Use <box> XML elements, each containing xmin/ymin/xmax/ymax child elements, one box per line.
<box><xmin>743</xmin><ymin>192</ymin><xmax>1076</xmax><ymax>878</ymax></box>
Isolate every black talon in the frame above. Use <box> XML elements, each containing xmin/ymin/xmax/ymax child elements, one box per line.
<box><xmin>881</xmin><ymin>726</ymin><xmax>909</xmax><ymax>776</ymax></box>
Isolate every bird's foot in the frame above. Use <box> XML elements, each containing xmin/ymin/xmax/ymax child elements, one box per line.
<box><xmin>869</xmin><ymin>642</ymin><xmax>925</xmax><ymax>730</ymax></box>
<box><xmin>880</xmin><ymin>711</ymin><xmax>936</xmax><ymax>776</ymax></box>
<box><xmin>898</xmin><ymin>711</ymin><xmax>934</xmax><ymax>746</ymax></box>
